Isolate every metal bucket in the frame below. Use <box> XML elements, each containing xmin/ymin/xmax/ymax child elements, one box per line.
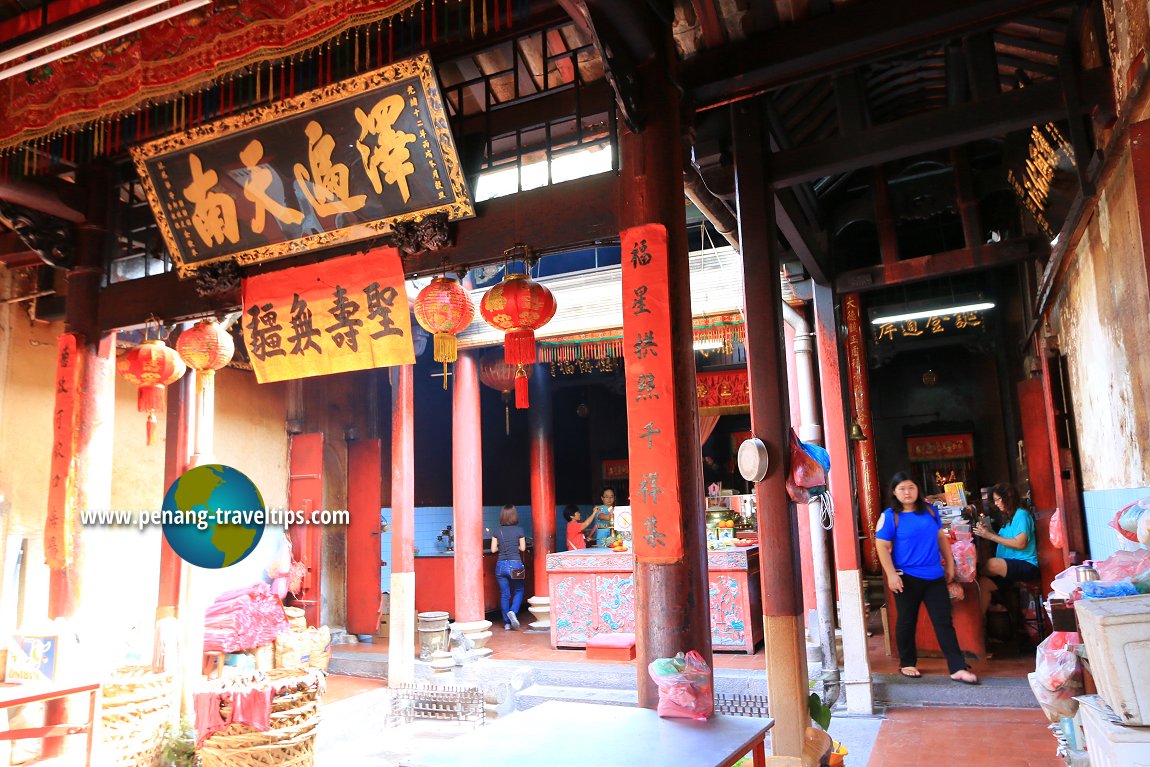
<box><xmin>417</xmin><ymin>611</ymin><xmax>451</xmax><ymax>660</ymax></box>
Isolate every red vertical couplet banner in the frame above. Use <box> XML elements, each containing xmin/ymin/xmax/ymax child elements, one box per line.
<box><xmin>45</xmin><ymin>333</ymin><xmax>79</xmax><ymax>570</ymax></box>
<box><xmin>622</xmin><ymin>224</ymin><xmax>683</xmax><ymax>563</ymax></box>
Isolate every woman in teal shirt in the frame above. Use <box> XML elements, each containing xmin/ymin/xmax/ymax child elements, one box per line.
<box><xmin>974</xmin><ymin>482</ymin><xmax>1040</xmax><ymax>614</ymax></box>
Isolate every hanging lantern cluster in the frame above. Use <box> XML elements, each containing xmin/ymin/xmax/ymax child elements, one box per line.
<box><xmin>413</xmin><ymin>276</ymin><xmax>475</xmax><ymax>389</ymax></box>
<box><xmin>479</xmin><ymin>350</ymin><xmax>530</xmax><ymax>435</ymax></box>
<box><xmin>176</xmin><ymin>318</ymin><xmax>236</xmax><ymax>383</ymax></box>
<box><xmin>479</xmin><ymin>246</ymin><xmax>556</xmax><ymax>408</ymax></box>
<box><xmin>117</xmin><ymin>338</ymin><xmax>186</xmax><ymax>445</ymax></box>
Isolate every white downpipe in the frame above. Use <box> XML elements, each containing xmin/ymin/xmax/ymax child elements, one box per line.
<box><xmin>781</xmin><ymin>302</ymin><xmax>837</xmax><ymax>687</ymax></box>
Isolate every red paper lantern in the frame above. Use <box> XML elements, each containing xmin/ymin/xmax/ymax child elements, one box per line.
<box><xmin>479</xmin><ymin>349</ymin><xmax>533</xmax><ymax>430</ymax></box>
<box><xmin>479</xmin><ymin>273</ymin><xmax>555</xmax><ymax>408</ymax></box>
<box><xmin>413</xmin><ymin>276</ymin><xmax>475</xmax><ymax>388</ymax></box>
<box><xmin>176</xmin><ymin>318</ymin><xmax>235</xmax><ymax>373</ymax></box>
<box><xmin>117</xmin><ymin>339</ymin><xmax>186</xmax><ymax>445</ymax></box>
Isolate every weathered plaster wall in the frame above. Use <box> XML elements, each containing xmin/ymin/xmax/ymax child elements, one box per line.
<box><xmin>1051</xmin><ymin>143</ymin><xmax>1150</xmax><ymax>491</ymax></box>
<box><xmin>0</xmin><ymin>314</ymin><xmax>288</xmax><ymax>656</ymax></box>
<box><xmin>1105</xmin><ymin>0</ymin><xmax>1150</xmax><ymax>107</ymax></box>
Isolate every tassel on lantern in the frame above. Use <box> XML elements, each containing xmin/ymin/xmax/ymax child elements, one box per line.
<box><xmin>514</xmin><ymin>365</ymin><xmax>529</xmax><ymax>409</ymax></box>
<box><xmin>138</xmin><ymin>384</ymin><xmax>166</xmax><ymax>446</ymax></box>
<box><xmin>434</xmin><ymin>332</ymin><xmax>458</xmax><ymax>388</ymax></box>
<box><xmin>505</xmin><ymin>328</ymin><xmax>537</xmax><ymax>367</ymax></box>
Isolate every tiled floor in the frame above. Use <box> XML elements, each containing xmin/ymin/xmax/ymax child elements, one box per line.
<box><xmin>865</xmin><ymin>708</ymin><xmax>1061</xmax><ymax>767</ymax></box>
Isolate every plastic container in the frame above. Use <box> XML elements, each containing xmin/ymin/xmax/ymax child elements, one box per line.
<box><xmin>1074</xmin><ymin>594</ymin><xmax>1150</xmax><ymax>725</ymax></box>
<box><xmin>1079</xmin><ymin>700</ymin><xmax>1150</xmax><ymax>767</ymax></box>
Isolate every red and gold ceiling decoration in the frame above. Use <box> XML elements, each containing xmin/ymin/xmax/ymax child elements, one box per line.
<box><xmin>0</xmin><ymin>0</ymin><xmax>525</xmax><ymax>155</ymax></box>
<box><xmin>479</xmin><ymin>260</ymin><xmax>556</xmax><ymax>409</ymax></box>
<box><xmin>413</xmin><ymin>276</ymin><xmax>475</xmax><ymax>388</ymax></box>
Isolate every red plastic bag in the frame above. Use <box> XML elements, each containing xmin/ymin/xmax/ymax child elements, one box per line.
<box><xmin>648</xmin><ymin>650</ymin><xmax>714</xmax><ymax>720</ymax></box>
<box><xmin>1049</xmin><ymin>509</ymin><xmax>1064</xmax><ymax>548</ymax></box>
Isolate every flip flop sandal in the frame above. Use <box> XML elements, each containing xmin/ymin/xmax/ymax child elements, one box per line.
<box><xmin>899</xmin><ymin>667</ymin><xmax>922</xmax><ymax>679</ymax></box>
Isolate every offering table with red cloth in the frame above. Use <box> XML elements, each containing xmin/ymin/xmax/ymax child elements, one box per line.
<box><xmin>547</xmin><ymin>545</ymin><xmax>763</xmax><ymax>653</ymax></box>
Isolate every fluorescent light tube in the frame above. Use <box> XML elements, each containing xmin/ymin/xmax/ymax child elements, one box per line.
<box><xmin>0</xmin><ymin>0</ymin><xmax>211</xmax><ymax>84</ymax></box>
<box><xmin>0</xmin><ymin>0</ymin><xmax>178</xmax><ymax>68</ymax></box>
<box><xmin>693</xmin><ymin>339</ymin><xmax>723</xmax><ymax>350</ymax></box>
<box><xmin>870</xmin><ymin>302</ymin><xmax>995</xmax><ymax>326</ymax></box>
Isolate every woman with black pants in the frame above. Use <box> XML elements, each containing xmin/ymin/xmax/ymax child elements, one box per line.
<box><xmin>876</xmin><ymin>471</ymin><xmax>979</xmax><ymax>685</ymax></box>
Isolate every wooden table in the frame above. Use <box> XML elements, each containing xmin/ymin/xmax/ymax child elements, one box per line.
<box><xmin>400</xmin><ymin>701</ymin><xmax>773</xmax><ymax>767</ymax></box>
<box><xmin>0</xmin><ymin>680</ymin><xmax>101</xmax><ymax>767</ymax></box>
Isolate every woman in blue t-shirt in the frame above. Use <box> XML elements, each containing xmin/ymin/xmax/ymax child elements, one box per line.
<box><xmin>876</xmin><ymin>471</ymin><xmax>978</xmax><ymax>684</ymax></box>
<box><xmin>975</xmin><ymin>482</ymin><xmax>1040</xmax><ymax>614</ymax></box>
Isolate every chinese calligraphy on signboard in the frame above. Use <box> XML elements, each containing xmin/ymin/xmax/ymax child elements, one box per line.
<box><xmin>46</xmin><ymin>333</ymin><xmax>78</xmax><ymax>570</ymax></box>
<box><xmin>696</xmin><ymin>369</ymin><xmax>750</xmax><ymax>415</ymax></box>
<box><xmin>1007</xmin><ymin>122</ymin><xmax>1075</xmax><ymax>238</ymax></box>
<box><xmin>242</xmin><ymin>247</ymin><xmax>414</xmax><ymax>383</ymax></box>
<box><xmin>906</xmin><ymin>434</ymin><xmax>974</xmax><ymax>462</ymax></box>
<box><xmin>871</xmin><ymin>311</ymin><xmax>985</xmax><ymax>343</ymax></box>
<box><xmin>131</xmin><ymin>52</ymin><xmax>473</xmax><ymax>278</ymax></box>
<box><xmin>621</xmin><ymin>224</ymin><xmax>683</xmax><ymax>563</ymax></box>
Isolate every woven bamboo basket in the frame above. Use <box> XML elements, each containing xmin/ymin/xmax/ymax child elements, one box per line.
<box><xmin>198</xmin><ymin>669</ymin><xmax>323</xmax><ymax>767</ymax></box>
<box><xmin>97</xmin><ymin>666</ymin><xmax>175</xmax><ymax>767</ymax></box>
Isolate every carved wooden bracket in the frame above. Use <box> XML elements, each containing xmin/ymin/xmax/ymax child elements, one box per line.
<box><xmin>193</xmin><ymin>261</ymin><xmax>242</xmax><ymax>299</ymax></box>
<box><xmin>390</xmin><ymin>212</ymin><xmax>452</xmax><ymax>257</ymax></box>
<box><xmin>0</xmin><ymin>200</ymin><xmax>73</xmax><ymax>268</ymax></box>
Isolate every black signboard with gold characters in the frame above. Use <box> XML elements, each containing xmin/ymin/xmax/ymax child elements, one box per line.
<box><xmin>131</xmin><ymin>52</ymin><xmax>473</xmax><ymax>278</ymax></box>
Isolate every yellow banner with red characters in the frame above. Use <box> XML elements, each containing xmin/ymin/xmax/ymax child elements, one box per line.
<box><xmin>242</xmin><ymin>247</ymin><xmax>414</xmax><ymax>383</ymax></box>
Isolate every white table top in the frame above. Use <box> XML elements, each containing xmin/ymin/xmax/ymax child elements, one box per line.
<box><xmin>400</xmin><ymin>700</ymin><xmax>773</xmax><ymax>767</ymax></box>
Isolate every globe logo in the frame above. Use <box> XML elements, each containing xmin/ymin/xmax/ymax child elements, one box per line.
<box><xmin>161</xmin><ymin>464</ymin><xmax>265</xmax><ymax>568</ymax></box>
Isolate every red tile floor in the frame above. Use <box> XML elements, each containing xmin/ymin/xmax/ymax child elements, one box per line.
<box><xmin>327</xmin><ymin>613</ymin><xmax>1062</xmax><ymax>767</ymax></box>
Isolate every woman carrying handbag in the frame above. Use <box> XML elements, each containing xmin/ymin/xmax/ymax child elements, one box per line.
<box><xmin>491</xmin><ymin>504</ymin><xmax>527</xmax><ymax>630</ymax></box>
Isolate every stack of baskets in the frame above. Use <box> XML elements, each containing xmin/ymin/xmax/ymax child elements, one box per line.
<box><xmin>97</xmin><ymin>666</ymin><xmax>175</xmax><ymax>767</ymax></box>
<box><xmin>198</xmin><ymin>668</ymin><xmax>324</xmax><ymax>767</ymax></box>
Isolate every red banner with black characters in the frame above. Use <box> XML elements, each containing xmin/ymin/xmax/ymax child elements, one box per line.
<box><xmin>241</xmin><ymin>246</ymin><xmax>414</xmax><ymax>383</ymax></box>
<box><xmin>45</xmin><ymin>333</ymin><xmax>79</xmax><ymax>570</ymax></box>
<box><xmin>622</xmin><ymin>224</ymin><xmax>683</xmax><ymax>563</ymax></box>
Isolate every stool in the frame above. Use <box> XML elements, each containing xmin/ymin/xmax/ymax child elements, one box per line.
<box><xmin>586</xmin><ymin>632</ymin><xmax>636</xmax><ymax>661</ymax></box>
<box><xmin>1001</xmin><ymin>581</ymin><xmax>1047</xmax><ymax>644</ymax></box>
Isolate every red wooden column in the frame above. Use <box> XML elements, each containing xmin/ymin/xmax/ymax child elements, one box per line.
<box><xmin>158</xmin><ymin>360</ymin><xmax>194</xmax><ymax>617</ymax></box>
<box><xmin>1037</xmin><ymin>336</ymin><xmax>1086</xmax><ymax>562</ymax></box>
<box><xmin>528</xmin><ymin>362</ymin><xmax>556</xmax><ymax>593</ymax></box>
<box><xmin>618</xmin><ymin>36</ymin><xmax>711</xmax><ymax>709</ymax></box>
<box><xmin>346</xmin><ymin>439</ymin><xmax>383</xmax><ymax>635</ymax></box>
<box><xmin>44</xmin><ymin>166</ymin><xmax>115</xmax><ymax>757</ymax></box>
<box><xmin>732</xmin><ymin>98</ymin><xmax>808</xmax><ymax>758</ymax></box>
<box><xmin>453</xmin><ymin>349</ymin><xmax>484</xmax><ymax>622</ymax></box>
<box><xmin>389</xmin><ymin>364</ymin><xmax>416</xmax><ymax>683</ymax></box>
<box><xmin>813</xmin><ymin>282</ymin><xmax>874</xmax><ymax>714</ymax></box>
<box><xmin>288</xmin><ymin>434</ymin><xmax>324</xmax><ymax>626</ymax></box>
<box><xmin>843</xmin><ymin>293</ymin><xmax>882</xmax><ymax>574</ymax></box>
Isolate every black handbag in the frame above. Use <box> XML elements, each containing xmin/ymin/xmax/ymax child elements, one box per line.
<box><xmin>510</xmin><ymin>564</ymin><xmax>526</xmax><ymax>580</ymax></box>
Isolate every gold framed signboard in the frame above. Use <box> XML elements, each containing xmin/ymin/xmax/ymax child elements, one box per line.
<box><xmin>131</xmin><ymin>52</ymin><xmax>473</xmax><ymax>278</ymax></box>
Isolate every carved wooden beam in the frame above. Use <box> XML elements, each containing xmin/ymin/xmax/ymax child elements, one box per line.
<box><xmin>99</xmin><ymin>173</ymin><xmax>621</xmax><ymax>331</ymax></box>
<box><xmin>682</xmin><ymin>0</ymin><xmax>1075</xmax><ymax>110</ymax></box>
<box><xmin>835</xmin><ymin>237</ymin><xmax>1039</xmax><ymax>292</ymax></box>
<box><xmin>768</xmin><ymin>67</ymin><xmax>1108</xmax><ymax>189</ymax></box>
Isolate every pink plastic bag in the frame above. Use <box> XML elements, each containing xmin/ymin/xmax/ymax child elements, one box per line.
<box><xmin>1049</xmin><ymin>509</ymin><xmax>1064</xmax><ymax>548</ymax></box>
<box><xmin>951</xmin><ymin>539</ymin><xmax>977</xmax><ymax>583</ymax></box>
<box><xmin>648</xmin><ymin>650</ymin><xmax>714</xmax><ymax>720</ymax></box>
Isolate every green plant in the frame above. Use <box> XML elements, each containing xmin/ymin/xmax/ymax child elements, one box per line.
<box><xmin>808</xmin><ymin>673</ymin><xmax>835</xmax><ymax>731</ymax></box>
<box><xmin>161</xmin><ymin>718</ymin><xmax>197</xmax><ymax>767</ymax></box>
